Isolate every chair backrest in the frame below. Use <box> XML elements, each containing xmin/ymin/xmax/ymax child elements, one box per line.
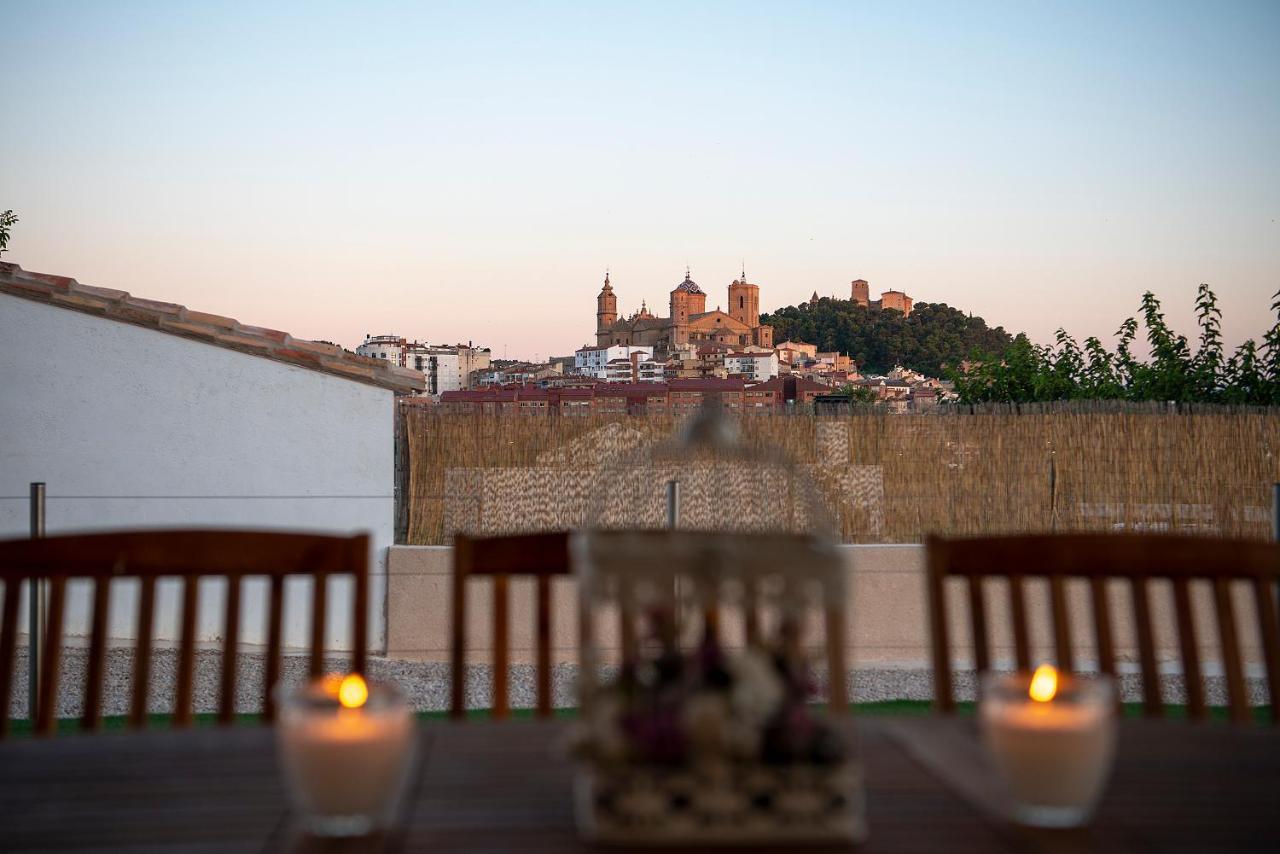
<box><xmin>451</xmin><ymin>531</ymin><xmax>571</xmax><ymax>720</ymax></box>
<box><xmin>926</xmin><ymin>533</ymin><xmax>1280</xmax><ymax>724</ymax></box>
<box><xmin>0</xmin><ymin>529</ymin><xmax>369</xmax><ymax>738</ymax></box>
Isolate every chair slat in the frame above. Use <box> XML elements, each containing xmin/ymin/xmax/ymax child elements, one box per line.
<box><xmin>1171</xmin><ymin>578</ymin><xmax>1206</xmax><ymax>721</ymax></box>
<box><xmin>926</xmin><ymin>542</ymin><xmax>954</xmax><ymax>712</ymax></box>
<box><xmin>263</xmin><ymin>574</ymin><xmax>285</xmax><ymax>723</ymax></box>
<box><xmin>744</xmin><ymin>579</ymin><xmax>760</xmax><ymax>646</ymax></box>
<box><xmin>130</xmin><ymin>576</ymin><xmax>156</xmax><ymax>729</ymax></box>
<box><xmin>1253</xmin><ymin>576</ymin><xmax>1280</xmax><ymax>724</ymax></box>
<box><xmin>1007</xmin><ymin>575</ymin><xmax>1031</xmax><ymax>671</ymax></box>
<box><xmin>619</xmin><ymin>580</ymin><xmax>638</xmax><ymax>664</ymax></box>
<box><xmin>1130</xmin><ymin>575</ymin><xmax>1162</xmax><ymax>717</ymax></box>
<box><xmin>0</xmin><ymin>580</ymin><xmax>21</xmax><ymax>739</ymax></box>
<box><xmin>1212</xmin><ymin>578</ymin><xmax>1250</xmax><ymax>724</ymax></box>
<box><xmin>309</xmin><ymin>572</ymin><xmax>327</xmax><ymax>679</ymax></box>
<box><xmin>536</xmin><ymin>574</ymin><xmax>552</xmax><ymax>718</ymax></box>
<box><xmin>351</xmin><ymin>534</ymin><xmax>369</xmax><ymax>676</ymax></box>
<box><xmin>492</xmin><ymin>574</ymin><xmax>509</xmax><ymax>720</ymax></box>
<box><xmin>174</xmin><ymin>575</ymin><xmax>199</xmax><ymax>728</ymax></box>
<box><xmin>36</xmin><ymin>577</ymin><xmax>67</xmax><ymax>737</ymax></box>
<box><xmin>966</xmin><ymin>575</ymin><xmax>989</xmax><ymax>674</ymax></box>
<box><xmin>450</xmin><ymin>541</ymin><xmax>469</xmax><ymax>720</ymax></box>
<box><xmin>826</xmin><ymin>597</ymin><xmax>848</xmax><ymax>713</ymax></box>
<box><xmin>219</xmin><ymin>575</ymin><xmax>241</xmax><ymax>725</ymax></box>
<box><xmin>1089</xmin><ymin>577</ymin><xmax>1116</xmax><ymax>680</ymax></box>
<box><xmin>1049</xmin><ymin>575</ymin><xmax>1074</xmax><ymax>672</ymax></box>
<box><xmin>82</xmin><ymin>576</ymin><xmax>110</xmax><ymax>731</ymax></box>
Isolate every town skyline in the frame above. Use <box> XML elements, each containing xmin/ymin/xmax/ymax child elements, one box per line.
<box><xmin>4</xmin><ymin>2</ymin><xmax>1277</xmax><ymax>360</ymax></box>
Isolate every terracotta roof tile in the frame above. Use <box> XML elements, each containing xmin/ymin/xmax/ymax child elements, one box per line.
<box><xmin>0</xmin><ymin>261</ymin><xmax>423</xmax><ymax>394</ymax></box>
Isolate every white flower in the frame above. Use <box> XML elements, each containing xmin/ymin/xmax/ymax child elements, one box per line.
<box><xmin>727</xmin><ymin>649</ymin><xmax>784</xmax><ymax>728</ymax></box>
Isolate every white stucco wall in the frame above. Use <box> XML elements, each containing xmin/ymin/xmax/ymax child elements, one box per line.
<box><xmin>0</xmin><ymin>294</ymin><xmax>395</xmax><ymax>651</ymax></box>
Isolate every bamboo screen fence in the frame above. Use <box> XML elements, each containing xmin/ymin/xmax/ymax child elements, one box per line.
<box><xmin>399</xmin><ymin>404</ymin><xmax>1279</xmax><ymax>545</ymax></box>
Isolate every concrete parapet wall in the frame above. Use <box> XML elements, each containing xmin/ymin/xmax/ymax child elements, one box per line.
<box><xmin>386</xmin><ymin>543</ymin><xmax>1267</xmax><ymax>671</ymax></box>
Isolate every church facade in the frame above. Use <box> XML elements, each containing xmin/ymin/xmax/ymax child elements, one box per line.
<box><xmin>596</xmin><ymin>270</ymin><xmax>774</xmax><ymax>355</ymax></box>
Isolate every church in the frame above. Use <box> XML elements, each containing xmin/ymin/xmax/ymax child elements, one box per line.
<box><xmin>596</xmin><ymin>270</ymin><xmax>774</xmax><ymax>355</ymax></box>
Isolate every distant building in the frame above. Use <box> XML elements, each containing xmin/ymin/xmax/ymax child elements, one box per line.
<box><xmin>575</xmin><ymin>344</ymin><xmax>654</xmax><ymax>380</ymax></box>
<box><xmin>355</xmin><ymin>334</ymin><xmax>406</xmax><ymax>364</ymax></box>
<box><xmin>724</xmin><ymin>350</ymin><xmax>780</xmax><ymax>382</ymax></box>
<box><xmin>850</xmin><ymin>279</ymin><xmax>914</xmax><ymax>317</ymax></box>
<box><xmin>357</xmin><ymin>335</ymin><xmax>490</xmax><ymax>394</ymax></box>
<box><xmin>596</xmin><ymin>270</ymin><xmax>774</xmax><ymax>354</ymax></box>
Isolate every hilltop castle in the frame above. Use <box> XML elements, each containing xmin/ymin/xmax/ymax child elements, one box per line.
<box><xmin>596</xmin><ymin>270</ymin><xmax>775</xmax><ymax>355</ymax></box>
<box><xmin>850</xmin><ymin>278</ymin><xmax>913</xmax><ymax>316</ymax></box>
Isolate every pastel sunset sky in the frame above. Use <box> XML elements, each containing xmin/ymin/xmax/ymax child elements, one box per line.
<box><xmin>4</xmin><ymin>1</ymin><xmax>1277</xmax><ymax>360</ymax></box>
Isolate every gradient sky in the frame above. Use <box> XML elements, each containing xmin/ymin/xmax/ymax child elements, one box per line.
<box><xmin>3</xmin><ymin>1</ymin><xmax>1277</xmax><ymax>360</ymax></box>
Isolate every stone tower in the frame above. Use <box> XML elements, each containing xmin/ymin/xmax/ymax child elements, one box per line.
<box><xmin>596</xmin><ymin>272</ymin><xmax>617</xmax><ymax>345</ymax></box>
<box><xmin>669</xmin><ymin>269</ymin><xmax>706</xmax><ymax>347</ymax></box>
<box><xmin>851</xmin><ymin>279</ymin><xmax>869</xmax><ymax>307</ymax></box>
<box><xmin>728</xmin><ymin>274</ymin><xmax>759</xmax><ymax>329</ymax></box>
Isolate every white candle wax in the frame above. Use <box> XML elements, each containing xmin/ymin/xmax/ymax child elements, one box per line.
<box><xmin>981</xmin><ymin>697</ymin><xmax>1116</xmax><ymax>812</ymax></box>
<box><xmin>279</xmin><ymin>705</ymin><xmax>414</xmax><ymax>818</ymax></box>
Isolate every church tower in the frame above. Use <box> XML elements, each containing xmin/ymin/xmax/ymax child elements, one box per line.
<box><xmin>728</xmin><ymin>271</ymin><xmax>759</xmax><ymax>329</ymax></box>
<box><xmin>596</xmin><ymin>272</ymin><xmax>617</xmax><ymax>345</ymax></box>
<box><xmin>669</xmin><ymin>268</ymin><xmax>706</xmax><ymax>347</ymax></box>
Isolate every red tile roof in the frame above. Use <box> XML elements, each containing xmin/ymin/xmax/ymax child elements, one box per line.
<box><xmin>668</xmin><ymin>378</ymin><xmax>747</xmax><ymax>392</ymax></box>
<box><xmin>0</xmin><ymin>262</ymin><xmax>425</xmax><ymax>394</ymax></box>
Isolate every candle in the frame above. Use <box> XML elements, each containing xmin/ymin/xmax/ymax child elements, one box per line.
<box><xmin>980</xmin><ymin>665</ymin><xmax>1116</xmax><ymax>828</ymax></box>
<box><xmin>277</xmin><ymin>674</ymin><xmax>416</xmax><ymax>836</ymax></box>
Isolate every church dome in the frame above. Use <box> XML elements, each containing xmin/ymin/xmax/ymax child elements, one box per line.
<box><xmin>672</xmin><ymin>271</ymin><xmax>705</xmax><ymax>295</ymax></box>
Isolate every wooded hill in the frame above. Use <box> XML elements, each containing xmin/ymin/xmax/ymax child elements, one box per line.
<box><xmin>760</xmin><ymin>298</ymin><xmax>1014</xmax><ymax>377</ymax></box>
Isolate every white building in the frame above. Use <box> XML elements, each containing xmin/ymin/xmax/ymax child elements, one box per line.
<box><xmin>636</xmin><ymin>357</ymin><xmax>666</xmax><ymax>382</ymax></box>
<box><xmin>358</xmin><ymin>335</ymin><xmax>490</xmax><ymax>394</ymax></box>
<box><xmin>404</xmin><ymin>343</ymin><xmax>491</xmax><ymax>395</ymax></box>
<box><xmin>0</xmin><ymin>261</ymin><xmax>425</xmax><ymax>652</ymax></box>
<box><xmin>356</xmin><ymin>334</ymin><xmax>406</xmax><ymax>365</ymax></box>
<box><xmin>575</xmin><ymin>344</ymin><xmax>653</xmax><ymax>380</ymax></box>
<box><xmin>724</xmin><ymin>350</ymin><xmax>780</xmax><ymax>382</ymax></box>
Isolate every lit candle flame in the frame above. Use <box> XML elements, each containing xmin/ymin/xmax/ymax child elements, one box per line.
<box><xmin>1029</xmin><ymin>664</ymin><xmax>1058</xmax><ymax>702</ymax></box>
<box><xmin>338</xmin><ymin>674</ymin><xmax>369</xmax><ymax>709</ymax></box>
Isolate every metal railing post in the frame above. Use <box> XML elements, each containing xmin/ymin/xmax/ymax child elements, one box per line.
<box><xmin>29</xmin><ymin>483</ymin><xmax>46</xmax><ymax>722</ymax></box>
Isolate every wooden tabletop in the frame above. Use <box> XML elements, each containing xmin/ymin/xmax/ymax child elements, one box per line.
<box><xmin>1</xmin><ymin>717</ymin><xmax>1277</xmax><ymax>853</ymax></box>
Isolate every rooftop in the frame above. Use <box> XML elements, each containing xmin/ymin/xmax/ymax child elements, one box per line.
<box><xmin>0</xmin><ymin>262</ymin><xmax>424</xmax><ymax>394</ymax></box>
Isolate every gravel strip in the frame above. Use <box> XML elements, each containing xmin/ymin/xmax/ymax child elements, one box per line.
<box><xmin>8</xmin><ymin>647</ymin><xmax>1268</xmax><ymax>719</ymax></box>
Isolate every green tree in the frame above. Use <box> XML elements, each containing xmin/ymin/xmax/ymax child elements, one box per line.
<box><xmin>761</xmin><ymin>299</ymin><xmax>1013</xmax><ymax>376</ymax></box>
<box><xmin>953</xmin><ymin>285</ymin><xmax>1280</xmax><ymax>405</ymax></box>
<box><xmin>0</xmin><ymin>210</ymin><xmax>17</xmax><ymax>257</ymax></box>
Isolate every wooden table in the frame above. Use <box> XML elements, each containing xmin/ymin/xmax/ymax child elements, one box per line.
<box><xmin>1</xmin><ymin>717</ymin><xmax>1276</xmax><ymax>852</ymax></box>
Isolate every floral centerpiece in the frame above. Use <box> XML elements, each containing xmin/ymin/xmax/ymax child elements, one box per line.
<box><xmin>569</xmin><ymin>603</ymin><xmax>865</xmax><ymax>845</ymax></box>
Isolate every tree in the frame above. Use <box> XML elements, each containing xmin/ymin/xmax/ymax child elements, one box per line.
<box><xmin>760</xmin><ymin>299</ymin><xmax>1013</xmax><ymax>376</ymax></box>
<box><xmin>952</xmin><ymin>285</ymin><xmax>1280</xmax><ymax>405</ymax></box>
<box><xmin>0</xmin><ymin>210</ymin><xmax>16</xmax><ymax>257</ymax></box>
<box><xmin>837</xmin><ymin>384</ymin><xmax>879</xmax><ymax>404</ymax></box>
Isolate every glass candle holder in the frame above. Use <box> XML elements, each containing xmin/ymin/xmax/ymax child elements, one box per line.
<box><xmin>276</xmin><ymin>675</ymin><xmax>416</xmax><ymax>837</ymax></box>
<box><xmin>979</xmin><ymin>666</ymin><xmax>1117</xmax><ymax>828</ymax></box>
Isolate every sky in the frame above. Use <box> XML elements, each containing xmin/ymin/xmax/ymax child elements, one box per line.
<box><xmin>3</xmin><ymin>1</ymin><xmax>1278</xmax><ymax>361</ymax></box>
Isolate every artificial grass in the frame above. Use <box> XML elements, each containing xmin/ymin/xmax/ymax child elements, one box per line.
<box><xmin>7</xmin><ymin>701</ymin><xmax>1271</xmax><ymax>736</ymax></box>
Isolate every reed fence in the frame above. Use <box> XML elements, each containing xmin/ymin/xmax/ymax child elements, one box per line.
<box><xmin>399</xmin><ymin>404</ymin><xmax>1280</xmax><ymax>545</ymax></box>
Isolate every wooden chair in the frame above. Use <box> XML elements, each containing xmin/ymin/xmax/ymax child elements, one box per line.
<box><xmin>926</xmin><ymin>533</ymin><xmax>1280</xmax><ymax>723</ymax></box>
<box><xmin>0</xmin><ymin>529</ymin><xmax>369</xmax><ymax>738</ymax></box>
<box><xmin>450</xmin><ymin>531</ymin><xmax>571</xmax><ymax>720</ymax></box>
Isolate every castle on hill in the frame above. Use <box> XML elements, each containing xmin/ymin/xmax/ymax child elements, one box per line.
<box><xmin>596</xmin><ymin>269</ymin><xmax>775</xmax><ymax>355</ymax></box>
